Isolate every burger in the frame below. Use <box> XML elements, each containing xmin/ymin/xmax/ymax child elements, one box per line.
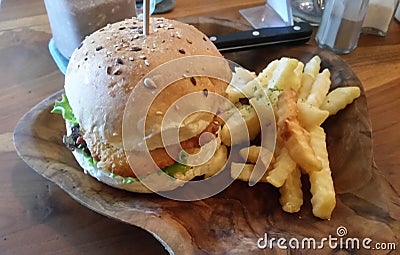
<box><xmin>52</xmin><ymin>17</ymin><xmax>232</xmax><ymax>193</ymax></box>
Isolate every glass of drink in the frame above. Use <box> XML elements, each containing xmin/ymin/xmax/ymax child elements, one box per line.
<box><xmin>135</xmin><ymin>0</ymin><xmax>157</xmax><ymax>19</ymax></box>
<box><xmin>291</xmin><ymin>0</ymin><xmax>325</xmax><ymax>25</ymax></box>
<box><xmin>44</xmin><ymin>0</ymin><xmax>136</xmax><ymax>59</ymax></box>
<box><xmin>239</xmin><ymin>0</ymin><xmax>293</xmax><ymax>28</ymax></box>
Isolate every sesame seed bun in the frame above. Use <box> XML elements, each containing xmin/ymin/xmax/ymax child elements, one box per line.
<box><xmin>63</xmin><ymin>17</ymin><xmax>231</xmax><ymax>192</ymax></box>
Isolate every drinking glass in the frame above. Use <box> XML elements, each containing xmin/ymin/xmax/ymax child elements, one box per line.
<box><xmin>239</xmin><ymin>0</ymin><xmax>325</xmax><ymax>29</ymax></box>
<box><xmin>239</xmin><ymin>0</ymin><xmax>293</xmax><ymax>28</ymax></box>
<box><xmin>135</xmin><ymin>0</ymin><xmax>156</xmax><ymax>18</ymax></box>
<box><xmin>291</xmin><ymin>0</ymin><xmax>325</xmax><ymax>25</ymax></box>
<box><xmin>44</xmin><ymin>0</ymin><xmax>136</xmax><ymax>59</ymax></box>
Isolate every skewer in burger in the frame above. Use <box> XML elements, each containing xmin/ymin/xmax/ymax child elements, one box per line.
<box><xmin>52</xmin><ymin>17</ymin><xmax>232</xmax><ymax>193</ymax></box>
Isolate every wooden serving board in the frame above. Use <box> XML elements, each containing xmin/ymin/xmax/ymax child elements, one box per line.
<box><xmin>14</xmin><ymin>18</ymin><xmax>399</xmax><ymax>254</ymax></box>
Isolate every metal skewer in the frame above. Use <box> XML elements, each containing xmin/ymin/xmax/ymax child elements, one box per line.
<box><xmin>143</xmin><ymin>0</ymin><xmax>150</xmax><ymax>36</ymax></box>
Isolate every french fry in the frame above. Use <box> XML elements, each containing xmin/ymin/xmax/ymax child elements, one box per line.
<box><xmin>266</xmin><ymin>147</ymin><xmax>296</xmax><ymax>188</ymax></box>
<box><xmin>239</xmin><ymin>145</ymin><xmax>274</xmax><ymax>166</ymax></box>
<box><xmin>267</xmin><ymin>57</ymin><xmax>304</xmax><ymax>91</ymax></box>
<box><xmin>298</xmin><ymin>56</ymin><xmax>322</xmax><ymax>101</ymax></box>
<box><xmin>239</xmin><ymin>104</ymin><xmax>261</xmax><ymax>142</ymax></box>
<box><xmin>237</xmin><ymin>146</ymin><xmax>275</xmax><ymax>185</ymax></box>
<box><xmin>233</xmin><ymin>66</ymin><xmax>257</xmax><ymax>83</ymax></box>
<box><xmin>240</xmin><ymin>105</ymin><xmax>261</xmax><ymax>140</ymax></box>
<box><xmin>226</xmin><ymin>77</ymin><xmax>260</xmax><ymax>104</ymax></box>
<box><xmin>220</xmin><ymin>103</ymin><xmax>261</xmax><ymax>146</ymax></box>
<box><xmin>277</xmin><ymin>90</ymin><xmax>322</xmax><ymax>173</ymax></box>
<box><xmin>226</xmin><ymin>66</ymin><xmax>258</xmax><ymax>104</ymax></box>
<box><xmin>248</xmin><ymin>95</ymin><xmax>276</xmax><ymax>151</ymax></box>
<box><xmin>320</xmin><ymin>86</ymin><xmax>361</xmax><ymax>116</ymax></box>
<box><xmin>304</xmin><ymin>56</ymin><xmax>322</xmax><ymax>78</ymax></box>
<box><xmin>308</xmin><ymin>126</ymin><xmax>336</xmax><ymax>219</ymax></box>
<box><xmin>297</xmin><ymin>101</ymin><xmax>329</xmax><ymax>129</ymax></box>
<box><xmin>231</xmin><ymin>162</ymin><xmax>254</xmax><ymax>181</ymax></box>
<box><xmin>226</xmin><ymin>55</ymin><xmax>350</xmax><ymax>219</ymax></box>
<box><xmin>276</xmin><ymin>88</ymin><xmax>298</xmax><ymax>127</ymax></box>
<box><xmin>176</xmin><ymin>145</ymin><xmax>228</xmax><ymax>180</ymax></box>
<box><xmin>268</xmin><ymin>89</ymin><xmax>281</xmax><ymax>109</ymax></box>
<box><xmin>231</xmin><ymin>162</ymin><xmax>269</xmax><ymax>183</ymax></box>
<box><xmin>279</xmin><ymin>167</ymin><xmax>303</xmax><ymax>213</ymax></box>
<box><xmin>294</xmin><ymin>61</ymin><xmax>305</xmax><ymax>85</ymax></box>
<box><xmin>282</xmin><ymin>119</ymin><xmax>322</xmax><ymax>173</ymax></box>
<box><xmin>305</xmin><ymin>69</ymin><xmax>331</xmax><ymax>107</ymax></box>
<box><xmin>225</xmin><ymin>86</ymin><xmax>244</xmax><ymax>104</ymax></box>
<box><xmin>256</xmin><ymin>59</ymin><xmax>278</xmax><ymax>88</ymax></box>
<box><xmin>257</xmin><ymin>57</ymin><xmax>305</xmax><ymax>111</ymax></box>
<box><xmin>239</xmin><ymin>145</ymin><xmax>260</xmax><ymax>163</ymax></box>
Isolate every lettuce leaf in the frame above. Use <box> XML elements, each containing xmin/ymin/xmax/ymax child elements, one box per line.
<box><xmin>109</xmin><ymin>173</ymin><xmax>139</xmax><ymax>184</ymax></box>
<box><xmin>52</xmin><ymin>94</ymin><xmax>190</xmax><ymax>182</ymax></box>
<box><xmin>51</xmin><ymin>94</ymin><xmax>78</xmax><ymax>125</ymax></box>
<box><xmin>162</xmin><ymin>162</ymin><xmax>190</xmax><ymax>177</ymax></box>
<box><xmin>109</xmin><ymin>163</ymin><xmax>191</xmax><ymax>184</ymax></box>
<box><xmin>52</xmin><ymin>94</ymin><xmax>95</xmax><ymax>165</ymax></box>
<box><xmin>84</xmin><ymin>153</ymin><xmax>98</xmax><ymax>167</ymax></box>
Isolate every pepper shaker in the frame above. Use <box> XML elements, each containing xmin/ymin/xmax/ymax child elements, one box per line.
<box><xmin>315</xmin><ymin>0</ymin><xmax>369</xmax><ymax>54</ymax></box>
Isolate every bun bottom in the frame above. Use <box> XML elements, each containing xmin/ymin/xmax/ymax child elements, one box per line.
<box><xmin>66</xmin><ymin>122</ymin><xmax>228</xmax><ymax>193</ymax></box>
<box><xmin>71</xmin><ymin>149</ymin><xmax>187</xmax><ymax>193</ymax></box>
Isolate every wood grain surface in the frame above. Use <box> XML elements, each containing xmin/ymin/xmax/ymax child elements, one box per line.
<box><xmin>1</xmin><ymin>0</ymin><xmax>400</xmax><ymax>254</ymax></box>
<box><xmin>13</xmin><ymin>30</ymin><xmax>400</xmax><ymax>253</ymax></box>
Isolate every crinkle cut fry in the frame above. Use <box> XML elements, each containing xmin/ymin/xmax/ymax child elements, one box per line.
<box><xmin>277</xmin><ymin>89</ymin><xmax>322</xmax><ymax>173</ymax></box>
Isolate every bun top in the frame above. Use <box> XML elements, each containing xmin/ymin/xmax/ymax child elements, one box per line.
<box><xmin>64</xmin><ymin>17</ymin><xmax>231</xmax><ymax>176</ymax></box>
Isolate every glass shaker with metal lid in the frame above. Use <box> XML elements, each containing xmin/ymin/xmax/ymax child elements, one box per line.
<box><xmin>315</xmin><ymin>0</ymin><xmax>369</xmax><ymax>54</ymax></box>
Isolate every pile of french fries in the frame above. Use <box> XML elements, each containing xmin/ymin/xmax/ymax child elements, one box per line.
<box><xmin>223</xmin><ymin>56</ymin><xmax>361</xmax><ymax>219</ymax></box>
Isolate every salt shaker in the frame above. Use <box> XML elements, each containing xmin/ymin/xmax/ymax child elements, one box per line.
<box><xmin>315</xmin><ymin>0</ymin><xmax>369</xmax><ymax>54</ymax></box>
<box><xmin>362</xmin><ymin>0</ymin><xmax>400</xmax><ymax>36</ymax></box>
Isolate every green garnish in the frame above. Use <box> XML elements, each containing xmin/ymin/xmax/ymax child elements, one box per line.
<box><xmin>108</xmin><ymin>162</ymin><xmax>191</xmax><ymax>184</ymax></box>
<box><xmin>122</xmin><ymin>177</ymin><xmax>136</xmax><ymax>184</ymax></box>
<box><xmin>163</xmin><ymin>162</ymin><xmax>191</xmax><ymax>176</ymax></box>
<box><xmin>84</xmin><ymin>153</ymin><xmax>97</xmax><ymax>167</ymax></box>
<box><xmin>52</xmin><ymin>94</ymin><xmax>94</xmax><ymax>166</ymax></box>
<box><xmin>51</xmin><ymin>94</ymin><xmax>78</xmax><ymax>125</ymax></box>
<box><xmin>177</xmin><ymin>150</ymin><xmax>189</xmax><ymax>163</ymax></box>
<box><xmin>268</xmin><ymin>87</ymin><xmax>283</xmax><ymax>93</ymax></box>
<box><xmin>52</xmin><ymin>94</ymin><xmax>190</xmax><ymax>183</ymax></box>
<box><xmin>109</xmin><ymin>173</ymin><xmax>136</xmax><ymax>184</ymax></box>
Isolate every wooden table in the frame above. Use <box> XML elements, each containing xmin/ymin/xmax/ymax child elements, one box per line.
<box><xmin>1</xmin><ymin>0</ymin><xmax>399</xmax><ymax>254</ymax></box>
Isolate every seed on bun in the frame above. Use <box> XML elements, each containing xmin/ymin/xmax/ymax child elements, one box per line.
<box><xmin>53</xmin><ymin>17</ymin><xmax>231</xmax><ymax>192</ymax></box>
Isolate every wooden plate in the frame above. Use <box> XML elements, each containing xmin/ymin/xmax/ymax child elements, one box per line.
<box><xmin>14</xmin><ymin>18</ymin><xmax>399</xmax><ymax>254</ymax></box>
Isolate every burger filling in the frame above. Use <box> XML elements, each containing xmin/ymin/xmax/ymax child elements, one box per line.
<box><xmin>52</xmin><ymin>94</ymin><xmax>221</xmax><ymax>180</ymax></box>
